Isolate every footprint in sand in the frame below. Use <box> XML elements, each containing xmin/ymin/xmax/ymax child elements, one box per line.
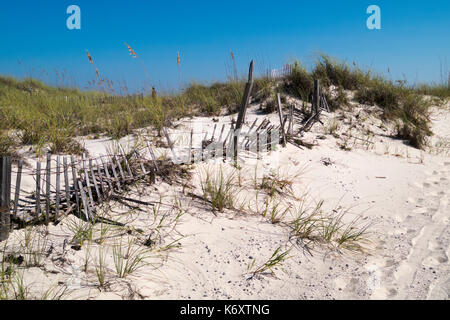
<box><xmin>392</xmin><ymin>160</ymin><xmax>450</xmax><ymax>299</ymax></box>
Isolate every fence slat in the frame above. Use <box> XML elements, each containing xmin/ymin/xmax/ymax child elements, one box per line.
<box><xmin>55</xmin><ymin>156</ymin><xmax>61</xmax><ymax>219</ymax></box>
<box><xmin>110</xmin><ymin>156</ymin><xmax>122</xmax><ymax>191</ymax></box>
<box><xmin>163</xmin><ymin>127</ymin><xmax>179</xmax><ymax>163</ymax></box>
<box><xmin>78</xmin><ymin>180</ymin><xmax>90</xmax><ymax>221</ymax></box>
<box><xmin>189</xmin><ymin>129</ymin><xmax>193</xmax><ymax>164</ymax></box>
<box><xmin>100</xmin><ymin>156</ymin><xmax>115</xmax><ymax>192</ymax></box>
<box><xmin>95</xmin><ymin>158</ymin><xmax>107</xmax><ymax>196</ymax></box>
<box><xmin>45</xmin><ymin>153</ymin><xmax>51</xmax><ymax>222</ymax></box>
<box><xmin>135</xmin><ymin>150</ymin><xmax>147</xmax><ymax>175</ymax></box>
<box><xmin>119</xmin><ymin>144</ymin><xmax>133</xmax><ymax>178</ymax></box>
<box><xmin>89</xmin><ymin>159</ymin><xmax>102</xmax><ymax>204</ymax></box>
<box><xmin>0</xmin><ymin>157</ymin><xmax>11</xmax><ymax>241</ymax></box>
<box><xmin>36</xmin><ymin>161</ymin><xmax>41</xmax><ymax>217</ymax></box>
<box><xmin>70</xmin><ymin>156</ymin><xmax>81</xmax><ymax>216</ymax></box>
<box><xmin>211</xmin><ymin>124</ymin><xmax>217</xmax><ymax>141</ymax></box>
<box><xmin>115</xmin><ymin>155</ymin><xmax>125</xmax><ymax>181</ymax></box>
<box><xmin>147</xmin><ymin>142</ymin><xmax>160</xmax><ymax>174</ymax></box>
<box><xmin>277</xmin><ymin>93</ymin><xmax>287</xmax><ymax>147</ymax></box>
<box><xmin>13</xmin><ymin>160</ymin><xmax>23</xmax><ymax>219</ymax></box>
<box><xmin>234</xmin><ymin>60</ymin><xmax>255</xmax><ymax>160</ymax></box>
<box><xmin>63</xmin><ymin>157</ymin><xmax>71</xmax><ymax>209</ymax></box>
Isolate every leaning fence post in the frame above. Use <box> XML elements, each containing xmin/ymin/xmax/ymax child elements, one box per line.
<box><xmin>234</xmin><ymin>60</ymin><xmax>255</xmax><ymax>161</ymax></box>
<box><xmin>0</xmin><ymin>157</ymin><xmax>12</xmax><ymax>241</ymax></box>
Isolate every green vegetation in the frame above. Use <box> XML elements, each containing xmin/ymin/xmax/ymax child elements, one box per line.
<box><xmin>0</xmin><ymin>54</ymin><xmax>448</xmax><ymax>154</ymax></box>
<box><xmin>199</xmin><ymin>165</ymin><xmax>239</xmax><ymax>212</ymax></box>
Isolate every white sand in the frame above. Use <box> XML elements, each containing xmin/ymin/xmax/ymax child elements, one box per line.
<box><xmin>3</xmin><ymin>97</ymin><xmax>449</xmax><ymax>300</ymax></box>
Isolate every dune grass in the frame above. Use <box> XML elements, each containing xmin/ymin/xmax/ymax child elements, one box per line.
<box><xmin>0</xmin><ymin>54</ymin><xmax>447</xmax><ymax>155</ymax></box>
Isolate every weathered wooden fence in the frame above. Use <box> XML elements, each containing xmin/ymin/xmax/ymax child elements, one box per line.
<box><xmin>0</xmin><ymin>61</ymin><xmax>330</xmax><ymax>242</ymax></box>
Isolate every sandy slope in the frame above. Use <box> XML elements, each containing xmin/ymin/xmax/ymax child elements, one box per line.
<box><xmin>3</xmin><ymin>99</ymin><xmax>449</xmax><ymax>300</ymax></box>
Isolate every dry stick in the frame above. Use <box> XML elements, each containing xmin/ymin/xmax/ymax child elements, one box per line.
<box><xmin>89</xmin><ymin>159</ymin><xmax>102</xmax><ymax>204</ymax></box>
<box><xmin>70</xmin><ymin>156</ymin><xmax>81</xmax><ymax>215</ymax></box>
<box><xmin>63</xmin><ymin>157</ymin><xmax>71</xmax><ymax>210</ymax></box>
<box><xmin>78</xmin><ymin>181</ymin><xmax>90</xmax><ymax>221</ymax></box>
<box><xmin>146</xmin><ymin>142</ymin><xmax>160</xmax><ymax>174</ymax></box>
<box><xmin>277</xmin><ymin>93</ymin><xmax>287</xmax><ymax>147</ymax></box>
<box><xmin>100</xmin><ymin>156</ymin><xmax>115</xmax><ymax>192</ymax></box>
<box><xmin>13</xmin><ymin>160</ymin><xmax>23</xmax><ymax>219</ymax></box>
<box><xmin>45</xmin><ymin>153</ymin><xmax>51</xmax><ymax>223</ymax></box>
<box><xmin>95</xmin><ymin>158</ymin><xmax>107</xmax><ymax>195</ymax></box>
<box><xmin>55</xmin><ymin>156</ymin><xmax>61</xmax><ymax>219</ymax></box>
<box><xmin>119</xmin><ymin>144</ymin><xmax>133</xmax><ymax>179</ymax></box>
<box><xmin>35</xmin><ymin>161</ymin><xmax>41</xmax><ymax>217</ymax></box>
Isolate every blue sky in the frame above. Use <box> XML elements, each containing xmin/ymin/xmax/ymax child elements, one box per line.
<box><xmin>0</xmin><ymin>0</ymin><xmax>449</xmax><ymax>93</ymax></box>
